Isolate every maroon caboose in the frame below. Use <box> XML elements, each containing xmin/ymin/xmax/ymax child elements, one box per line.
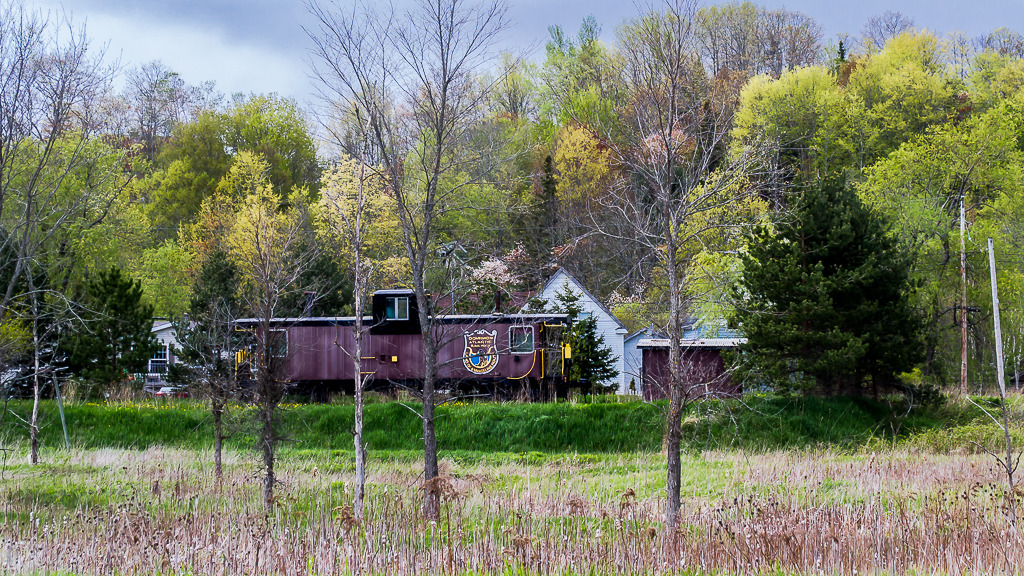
<box><xmin>236</xmin><ymin>289</ymin><xmax>569</xmax><ymax>399</ymax></box>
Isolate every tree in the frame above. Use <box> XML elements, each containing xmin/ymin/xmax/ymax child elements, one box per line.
<box><xmin>542</xmin><ymin>16</ymin><xmax>625</xmax><ymax>129</ymax></box>
<box><xmin>224</xmin><ymin>156</ymin><xmax>324</xmax><ymax>508</ymax></box>
<box><xmin>0</xmin><ymin>2</ymin><xmax>116</xmax><ymax>336</ymax></box>
<box><xmin>123</xmin><ymin>60</ymin><xmax>222</xmax><ymax>163</ymax></box>
<box><xmin>694</xmin><ymin>2</ymin><xmax>822</xmax><ymax>77</ymax></box>
<box><xmin>861</xmin><ymin>10</ymin><xmax>914</xmax><ymax>51</ymax></box>
<box><xmin>975</xmin><ymin>27</ymin><xmax>1024</xmax><ymax>58</ymax></box>
<box><xmin>65</xmin><ymin>266</ymin><xmax>159</xmax><ymax>393</ymax></box>
<box><xmin>550</xmin><ymin>284</ymin><xmax>618</xmax><ymax>392</ymax></box>
<box><xmin>556</xmin><ymin>0</ymin><xmax>770</xmax><ymax>530</ymax></box>
<box><xmin>319</xmin><ymin>151</ymin><xmax>387</xmax><ymax>519</ymax></box>
<box><xmin>734</xmin><ymin>180</ymin><xmax>924</xmax><ymax>396</ymax></box>
<box><xmin>859</xmin><ymin>103</ymin><xmax>1024</xmax><ymax>388</ymax></box>
<box><xmin>146</xmin><ymin>95</ymin><xmax>319</xmax><ymax>242</ymax></box>
<box><xmin>307</xmin><ymin>0</ymin><xmax>510</xmax><ymax>520</ymax></box>
<box><xmin>732</xmin><ymin>64</ymin><xmax>849</xmax><ymax>181</ymax></box>
<box><xmin>172</xmin><ymin>248</ymin><xmax>240</xmax><ymax>478</ymax></box>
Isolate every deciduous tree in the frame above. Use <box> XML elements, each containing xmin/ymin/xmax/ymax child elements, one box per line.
<box><xmin>588</xmin><ymin>0</ymin><xmax>769</xmax><ymax>529</ymax></box>
<box><xmin>307</xmin><ymin>0</ymin><xmax>510</xmax><ymax>520</ymax></box>
<box><xmin>224</xmin><ymin>155</ymin><xmax>324</xmax><ymax>507</ymax></box>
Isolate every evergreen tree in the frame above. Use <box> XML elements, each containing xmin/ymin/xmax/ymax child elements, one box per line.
<box><xmin>174</xmin><ymin>249</ymin><xmax>241</xmax><ymax>477</ymax></box>
<box><xmin>734</xmin><ymin>180</ymin><xmax>924</xmax><ymax>397</ymax></box>
<box><xmin>65</xmin><ymin>266</ymin><xmax>159</xmax><ymax>391</ymax></box>
<box><xmin>552</xmin><ymin>284</ymin><xmax>618</xmax><ymax>393</ymax></box>
<box><xmin>539</xmin><ymin>154</ymin><xmax>559</xmax><ymax>252</ymax></box>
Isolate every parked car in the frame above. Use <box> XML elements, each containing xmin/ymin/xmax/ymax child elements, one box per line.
<box><xmin>154</xmin><ymin>386</ymin><xmax>188</xmax><ymax>398</ymax></box>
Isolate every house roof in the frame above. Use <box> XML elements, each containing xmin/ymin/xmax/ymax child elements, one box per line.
<box><xmin>152</xmin><ymin>320</ymin><xmax>175</xmax><ymax>334</ymax></box>
<box><xmin>625</xmin><ymin>326</ymin><xmax>665</xmax><ymax>343</ymax></box>
<box><xmin>538</xmin><ymin>267</ymin><xmax>627</xmax><ymax>331</ymax></box>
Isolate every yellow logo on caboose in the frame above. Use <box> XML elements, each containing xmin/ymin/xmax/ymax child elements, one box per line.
<box><xmin>463</xmin><ymin>329</ymin><xmax>499</xmax><ymax>374</ymax></box>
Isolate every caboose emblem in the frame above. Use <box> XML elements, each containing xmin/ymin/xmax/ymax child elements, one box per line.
<box><xmin>463</xmin><ymin>329</ymin><xmax>499</xmax><ymax>374</ymax></box>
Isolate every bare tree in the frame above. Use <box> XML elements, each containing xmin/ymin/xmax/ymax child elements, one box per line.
<box><xmin>0</xmin><ymin>2</ymin><xmax>116</xmax><ymax>334</ymax></box>
<box><xmin>573</xmin><ymin>0</ymin><xmax>769</xmax><ymax>530</ymax></box>
<box><xmin>319</xmin><ymin>146</ymin><xmax>379</xmax><ymax>519</ymax></box>
<box><xmin>173</xmin><ymin>271</ymin><xmax>239</xmax><ymax>479</ymax></box>
<box><xmin>694</xmin><ymin>3</ymin><xmax>821</xmax><ymax>78</ymax></box>
<box><xmin>975</xmin><ymin>27</ymin><xmax>1024</xmax><ymax>58</ymax></box>
<box><xmin>0</xmin><ymin>2</ymin><xmax>124</xmax><ymax>466</ymax></box>
<box><xmin>306</xmin><ymin>0</ymin><xmax>510</xmax><ymax>520</ymax></box>
<box><xmin>123</xmin><ymin>60</ymin><xmax>222</xmax><ymax>162</ymax></box>
<box><xmin>861</xmin><ymin>10</ymin><xmax>914</xmax><ymax>51</ymax></box>
<box><xmin>226</xmin><ymin>167</ymin><xmax>324</xmax><ymax>507</ymax></box>
<box><xmin>947</xmin><ymin>32</ymin><xmax>975</xmax><ymax>81</ymax></box>
<box><xmin>759</xmin><ymin>8</ymin><xmax>822</xmax><ymax>76</ymax></box>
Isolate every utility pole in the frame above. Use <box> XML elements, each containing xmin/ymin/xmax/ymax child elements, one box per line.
<box><xmin>989</xmin><ymin>238</ymin><xmax>1006</xmax><ymax>398</ymax></box>
<box><xmin>987</xmin><ymin>237</ymin><xmax>1017</xmax><ymax>525</ymax></box>
<box><xmin>961</xmin><ymin>199</ymin><xmax>968</xmax><ymax>395</ymax></box>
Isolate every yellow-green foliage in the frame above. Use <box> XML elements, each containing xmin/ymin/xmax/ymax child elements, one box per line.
<box><xmin>319</xmin><ymin>156</ymin><xmax>409</xmax><ymax>288</ymax></box>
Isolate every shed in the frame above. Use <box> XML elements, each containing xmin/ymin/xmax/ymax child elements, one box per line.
<box><xmin>638</xmin><ymin>337</ymin><xmax>745</xmax><ymax>401</ymax></box>
<box><xmin>623</xmin><ymin>326</ymin><xmax>663</xmax><ymax>395</ymax></box>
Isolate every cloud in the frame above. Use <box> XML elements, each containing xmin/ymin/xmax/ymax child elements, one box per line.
<box><xmin>37</xmin><ymin>0</ymin><xmax>311</xmax><ymax>100</ymax></box>
<box><xmin>54</xmin><ymin>0</ymin><xmax>309</xmax><ymax>52</ymax></box>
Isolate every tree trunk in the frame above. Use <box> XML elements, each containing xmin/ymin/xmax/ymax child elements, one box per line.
<box><xmin>262</xmin><ymin>400</ymin><xmax>275</xmax><ymax>508</ymax></box>
<box><xmin>416</xmin><ymin>259</ymin><xmax>441</xmax><ymax>520</ymax></box>
<box><xmin>29</xmin><ymin>274</ymin><xmax>40</xmax><ymax>466</ymax></box>
<box><xmin>213</xmin><ymin>400</ymin><xmax>224</xmax><ymax>478</ymax></box>
<box><xmin>259</xmin><ymin>310</ymin><xmax>277</xmax><ymax>510</ymax></box>
<box><xmin>422</xmin><ymin>330</ymin><xmax>440</xmax><ymax>521</ymax></box>
<box><xmin>353</xmin><ymin>261</ymin><xmax>367</xmax><ymax>519</ymax></box>
<box><xmin>665</xmin><ymin>389</ymin><xmax>683</xmax><ymax>529</ymax></box>
<box><xmin>665</xmin><ymin>208</ymin><xmax>684</xmax><ymax>531</ymax></box>
<box><xmin>354</xmin><ymin>379</ymin><xmax>366</xmax><ymax>517</ymax></box>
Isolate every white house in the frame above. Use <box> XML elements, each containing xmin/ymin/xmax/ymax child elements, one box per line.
<box><xmin>147</xmin><ymin>320</ymin><xmax>179</xmax><ymax>390</ymax></box>
<box><xmin>535</xmin><ymin>268</ymin><xmax>630</xmax><ymax>394</ymax></box>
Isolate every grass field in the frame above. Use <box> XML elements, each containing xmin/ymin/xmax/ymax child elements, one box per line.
<box><xmin>2</xmin><ymin>394</ymin><xmax>1023</xmax><ymax>574</ymax></box>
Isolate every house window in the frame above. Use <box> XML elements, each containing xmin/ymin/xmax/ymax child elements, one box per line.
<box><xmin>509</xmin><ymin>326</ymin><xmax>534</xmax><ymax>354</ymax></box>
<box><xmin>386</xmin><ymin>296</ymin><xmax>409</xmax><ymax>320</ymax></box>
<box><xmin>149</xmin><ymin>347</ymin><xmax>168</xmax><ymax>374</ymax></box>
<box><xmin>267</xmin><ymin>330</ymin><xmax>288</xmax><ymax>357</ymax></box>
<box><xmin>578</xmin><ymin>312</ymin><xmax>592</xmax><ymax>321</ymax></box>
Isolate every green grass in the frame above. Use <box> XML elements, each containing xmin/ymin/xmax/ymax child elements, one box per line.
<box><xmin>0</xmin><ymin>393</ymin><xmax>971</xmax><ymax>455</ymax></box>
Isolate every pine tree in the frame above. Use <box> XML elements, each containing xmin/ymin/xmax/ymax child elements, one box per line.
<box><xmin>734</xmin><ymin>180</ymin><xmax>924</xmax><ymax>397</ymax></box>
<box><xmin>66</xmin><ymin>266</ymin><xmax>159</xmax><ymax>392</ymax></box>
<box><xmin>520</xmin><ymin>155</ymin><xmax>560</xmax><ymax>274</ymax></box>
<box><xmin>552</xmin><ymin>284</ymin><xmax>618</xmax><ymax>393</ymax></box>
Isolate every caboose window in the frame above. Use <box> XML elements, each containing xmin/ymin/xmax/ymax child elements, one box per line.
<box><xmin>385</xmin><ymin>296</ymin><xmax>409</xmax><ymax>320</ymax></box>
<box><xmin>267</xmin><ymin>329</ymin><xmax>288</xmax><ymax>357</ymax></box>
<box><xmin>510</xmin><ymin>326</ymin><xmax>534</xmax><ymax>354</ymax></box>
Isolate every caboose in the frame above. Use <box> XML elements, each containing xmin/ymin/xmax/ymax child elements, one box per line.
<box><xmin>235</xmin><ymin>289</ymin><xmax>570</xmax><ymax>399</ymax></box>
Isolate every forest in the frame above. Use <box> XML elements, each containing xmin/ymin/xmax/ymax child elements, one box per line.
<box><xmin>2</xmin><ymin>1</ymin><xmax>1020</xmax><ymax>396</ymax></box>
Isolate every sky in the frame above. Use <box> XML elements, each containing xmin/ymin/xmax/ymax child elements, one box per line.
<box><xmin>32</xmin><ymin>0</ymin><xmax>1024</xmax><ymax>107</ymax></box>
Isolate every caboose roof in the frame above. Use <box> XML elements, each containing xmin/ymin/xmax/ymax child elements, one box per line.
<box><xmin>234</xmin><ymin>312</ymin><xmax>569</xmax><ymax>327</ymax></box>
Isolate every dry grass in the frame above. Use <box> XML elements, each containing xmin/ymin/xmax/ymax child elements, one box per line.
<box><xmin>2</xmin><ymin>446</ymin><xmax>1022</xmax><ymax>575</ymax></box>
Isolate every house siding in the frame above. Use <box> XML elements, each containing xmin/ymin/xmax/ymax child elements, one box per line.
<box><xmin>537</xmin><ymin>270</ymin><xmax>629</xmax><ymax>394</ymax></box>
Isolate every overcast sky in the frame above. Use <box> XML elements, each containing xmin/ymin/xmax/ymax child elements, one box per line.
<box><xmin>33</xmin><ymin>0</ymin><xmax>1024</xmax><ymax>106</ymax></box>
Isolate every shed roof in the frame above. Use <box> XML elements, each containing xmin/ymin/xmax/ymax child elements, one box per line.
<box><xmin>637</xmin><ymin>337</ymin><xmax>746</xmax><ymax>349</ymax></box>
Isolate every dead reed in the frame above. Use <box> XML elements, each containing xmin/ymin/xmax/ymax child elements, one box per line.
<box><xmin>2</xmin><ymin>447</ymin><xmax>1022</xmax><ymax>575</ymax></box>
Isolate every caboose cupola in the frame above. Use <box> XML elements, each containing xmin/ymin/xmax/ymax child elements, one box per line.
<box><xmin>371</xmin><ymin>288</ymin><xmax>423</xmax><ymax>334</ymax></box>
